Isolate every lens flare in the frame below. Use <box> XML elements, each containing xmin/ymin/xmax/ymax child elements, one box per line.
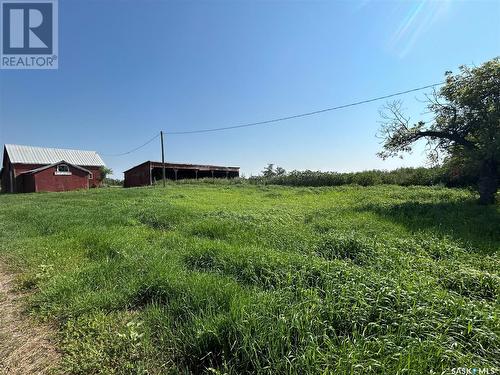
<box><xmin>389</xmin><ymin>0</ymin><xmax>451</xmax><ymax>58</ymax></box>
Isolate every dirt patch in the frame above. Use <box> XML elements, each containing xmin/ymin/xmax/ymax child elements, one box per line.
<box><xmin>0</xmin><ymin>263</ymin><xmax>60</xmax><ymax>375</ymax></box>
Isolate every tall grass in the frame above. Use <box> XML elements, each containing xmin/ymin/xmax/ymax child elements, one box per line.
<box><xmin>0</xmin><ymin>184</ymin><xmax>498</xmax><ymax>374</ymax></box>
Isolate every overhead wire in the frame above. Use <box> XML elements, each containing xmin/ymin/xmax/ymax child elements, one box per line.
<box><xmin>103</xmin><ymin>81</ymin><xmax>444</xmax><ymax>156</ymax></box>
<box><xmin>101</xmin><ymin>133</ymin><xmax>160</xmax><ymax>156</ymax></box>
<box><xmin>163</xmin><ymin>82</ymin><xmax>444</xmax><ymax>135</ymax></box>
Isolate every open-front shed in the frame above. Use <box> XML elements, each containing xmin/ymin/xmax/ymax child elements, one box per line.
<box><xmin>123</xmin><ymin>161</ymin><xmax>239</xmax><ymax>187</ymax></box>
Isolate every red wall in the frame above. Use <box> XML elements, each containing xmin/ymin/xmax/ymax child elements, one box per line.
<box><xmin>13</xmin><ymin>163</ymin><xmax>44</xmax><ymax>174</ymax></box>
<box><xmin>13</xmin><ymin>164</ymin><xmax>45</xmax><ymax>193</ymax></box>
<box><xmin>85</xmin><ymin>166</ymin><xmax>103</xmax><ymax>188</ymax></box>
<box><xmin>1</xmin><ymin>150</ymin><xmax>13</xmax><ymax>192</ymax></box>
<box><xmin>19</xmin><ymin>174</ymin><xmax>36</xmax><ymax>193</ymax></box>
<box><xmin>8</xmin><ymin>163</ymin><xmax>104</xmax><ymax>193</ymax></box>
<box><xmin>31</xmin><ymin>165</ymin><xmax>90</xmax><ymax>192</ymax></box>
<box><xmin>124</xmin><ymin>162</ymin><xmax>151</xmax><ymax>188</ymax></box>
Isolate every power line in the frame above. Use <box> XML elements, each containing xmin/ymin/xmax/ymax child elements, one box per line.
<box><xmin>101</xmin><ymin>133</ymin><xmax>160</xmax><ymax>156</ymax></box>
<box><xmin>163</xmin><ymin>81</ymin><xmax>444</xmax><ymax>135</ymax></box>
<box><xmin>102</xmin><ymin>81</ymin><xmax>444</xmax><ymax>156</ymax></box>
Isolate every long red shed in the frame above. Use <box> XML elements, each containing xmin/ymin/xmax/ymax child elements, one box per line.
<box><xmin>1</xmin><ymin>144</ymin><xmax>106</xmax><ymax>193</ymax></box>
<box><xmin>124</xmin><ymin>161</ymin><xmax>239</xmax><ymax>187</ymax></box>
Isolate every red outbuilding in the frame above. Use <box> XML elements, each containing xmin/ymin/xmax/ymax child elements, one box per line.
<box><xmin>124</xmin><ymin>161</ymin><xmax>240</xmax><ymax>187</ymax></box>
<box><xmin>1</xmin><ymin>144</ymin><xmax>106</xmax><ymax>193</ymax></box>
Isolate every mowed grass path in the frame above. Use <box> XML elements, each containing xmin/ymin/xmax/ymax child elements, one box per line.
<box><xmin>0</xmin><ymin>183</ymin><xmax>498</xmax><ymax>374</ymax></box>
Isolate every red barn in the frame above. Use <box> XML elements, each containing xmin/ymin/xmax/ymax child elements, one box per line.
<box><xmin>1</xmin><ymin>144</ymin><xmax>106</xmax><ymax>193</ymax></box>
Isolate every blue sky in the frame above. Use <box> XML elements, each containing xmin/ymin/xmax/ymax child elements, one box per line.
<box><xmin>1</xmin><ymin>0</ymin><xmax>499</xmax><ymax>178</ymax></box>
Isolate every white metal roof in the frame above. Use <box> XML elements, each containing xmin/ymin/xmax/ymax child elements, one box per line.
<box><xmin>5</xmin><ymin>144</ymin><xmax>106</xmax><ymax>166</ymax></box>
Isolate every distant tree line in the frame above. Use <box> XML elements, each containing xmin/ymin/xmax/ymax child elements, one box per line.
<box><xmin>250</xmin><ymin>163</ymin><xmax>480</xmax><ymax>188</ymax></box>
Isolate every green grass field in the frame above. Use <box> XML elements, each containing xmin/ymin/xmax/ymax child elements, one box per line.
<box><xmin>0</xmin><ymin>183</ymin><xmax>498</xmax><ymax>374</ymax></box>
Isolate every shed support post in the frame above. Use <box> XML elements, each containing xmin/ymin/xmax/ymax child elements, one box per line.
<box><xmin>211</xmin><ymin>170</ymin><xmax>214</xmax><ymax>178</ymax></box>
<box><xmin>195</xmin><ymin>170</ymin><xmax>198</xmax><ymax>180</ymax></box>
<box><xmin>174</xmin><ymin>169</ymin><xmax>178</xmax><ymax>181</ymax></box>
<box><xmin>160</xmin><ymin>131</ymin><xmax>166</xmax><ymax>187</ymax></box>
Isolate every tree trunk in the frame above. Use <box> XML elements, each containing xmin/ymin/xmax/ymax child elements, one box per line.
<box><xmin>478</xmin><ymin>159</ymin><xmax>498</xmax><ymax>205</ymax></box>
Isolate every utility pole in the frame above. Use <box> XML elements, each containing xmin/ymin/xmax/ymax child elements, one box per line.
<box><xmin>160</xmin><ymin>131</ymin><xmax>166</xmax><ymax>187</ymax></box>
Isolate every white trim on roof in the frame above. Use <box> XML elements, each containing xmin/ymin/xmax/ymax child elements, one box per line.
<box><xmin>19</xmin><ymin>160</ymin><xmax>92</xmax><ymax>175</ymax></box>
<box><xmin>5</xmin><ymin>144</ymin><xmax>106</xmax><ymax>166</ymax></box>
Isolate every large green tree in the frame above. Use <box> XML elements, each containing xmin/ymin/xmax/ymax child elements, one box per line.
<box><xmin>378</xmin><ymin>58</ymin><xmax>499</xmax><ymax>204</ymax></box>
